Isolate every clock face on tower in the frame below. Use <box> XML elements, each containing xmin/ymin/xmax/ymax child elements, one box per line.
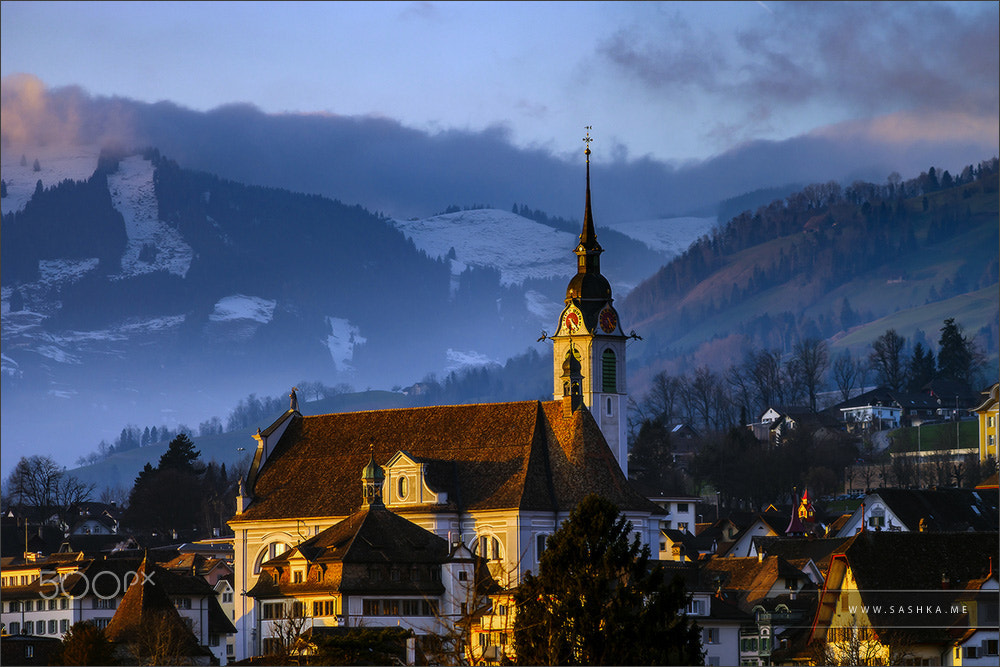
<box><xmin>599</xmin><ymin>307</ymin><xmax>618</xmax><ymax>333</ymax></box>
<box><xmin>564</xmin><ymin>310</ymin><xmax>582</xmax><ymax>334</ymax></box>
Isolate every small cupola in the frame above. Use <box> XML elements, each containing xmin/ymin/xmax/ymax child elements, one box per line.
<box><xmin>561</xmin><ymin>347</ymin><xmax>584</xmax><ymax>418</ymax></box>
<box><xmin>361</xmin><ymin>454</ymin><xmax>385</xmax><ymax>508</ymax></box>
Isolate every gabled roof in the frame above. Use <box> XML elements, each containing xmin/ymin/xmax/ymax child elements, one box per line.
<box><xmin>814</xmin><ymin>531</ymin><xmax>998</xmax><ymax>644</ymax></box>
<box><xmin>866</xmin><ymin>487</ymin><xmax>999</xmax><ymax>532</ymax></box>
<box><xmin>104</xmin><ymin>557</ymin><xmax>205</xmax><ymax>655</ymax></box>
<box><xmin>238</xmin><ymin>401</ymin><xmax>661</xmax><ymax>521</ymax></box>
<box><xmin>698</xmin><ymin>555</ymin><xmax>813</xmax><ymax>609</ymax></box>
<box><xmin>248</xmin><ymin>503</ymin><xmax>499</xmax><ymax>600</ymax></box>
<box><xmin>752</xmin><ymin>536</ymin><xmax>855</xmax><ymax>575</ymax></box>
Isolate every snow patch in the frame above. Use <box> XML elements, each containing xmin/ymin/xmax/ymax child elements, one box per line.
<box><xmin>393</xmin><ymin>209</ymin><xmax>577</xmax><ymax>287</ymax></box>
<box><xmin>608</xmin><ymin>216</ymin><xmax>716</xmax><ymax>256</ymax></box>
<box><xmin>324</xmin><ymin>317</ymin><xmax>367</xmax><ymax>371</ymax></box>
<box><xmin>445</xmin><ymin>348</ymin><xmax>500</xmax><ymax>372</ymax></box>
<box><xmin>38</xmin><ymin>258</ymin><xmax>100</xmax><ymax>285</ymax></box>
<box><xmin>209</xmin><ymin>295</ymin><xmax>276</xmax><ymax>324</ymax></box>
<box><xmin>108</xmin><ymin>155</ymin><xmax>193</xmax><ymax>278</ymax></box>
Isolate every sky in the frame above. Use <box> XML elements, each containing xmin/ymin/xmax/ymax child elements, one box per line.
<box><xmin>2</xmin><ymin>0</ymin><xmax>997</xmax><ymax>167</ymax></box>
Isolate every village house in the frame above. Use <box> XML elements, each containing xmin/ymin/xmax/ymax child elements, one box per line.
<box><xmin>833</xmin><ymin>487</ymin><xmax>999</xmax><ymax>537</ymax></box>
<box><xmin>809</xmin><ymin>531</ymin><xmax>998</xmax><ymax>666</ymax></box>
<box><xmin>970</xmin><ymin>382</ymin><xmax>999</xmax><ymax>464</ymax></box>
<box><xmin>0</xmin><ymin>553</ymin><xmax>235</xmax><ymax>665</ymax></box>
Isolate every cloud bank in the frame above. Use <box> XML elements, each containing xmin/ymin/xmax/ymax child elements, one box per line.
<box><xmin>2</xmin><ymin>74</ymin><xmax>996</xmax><ymax>223</ymax></box>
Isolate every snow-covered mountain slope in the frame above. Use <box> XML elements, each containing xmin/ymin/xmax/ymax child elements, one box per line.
<box><xmin>108</xmin><ymin>155</ymin><xmax>193</xmax><ymax>278</ymax></box>
<box><xmin>392</xmin><ymin>209</ymin><xmax>714</xmax><ymax>293</ymax></box>
<box><xmin>392</xmin><ymin>209</ymin><xmax>578</xmax><ymax>289</ymax></box>
<box><xmin>1</xmin><ymin>145</ymin><xmax>101</xmax><ymax>215</ymax></box>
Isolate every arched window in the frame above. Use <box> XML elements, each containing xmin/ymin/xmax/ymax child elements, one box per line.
<box><xmin>472</xmin><ymin>534</ymin><xmax>504</xmax><ymax>562</ymax></box>
<box><xmin>602</xmin><ymin>349</ymin><xmax>616</xmax><ymax>392</ymax></box>
<box><xmin>254</xmin><ymin>541</ymin><xmax>290</xmax><ymax>574</ymax></box>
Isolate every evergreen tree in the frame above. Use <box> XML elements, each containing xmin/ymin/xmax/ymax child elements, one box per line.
<box><xmin>32</xmin><ymin>158</ymin><xmax>41</xmax><ymax>172</ymax></box>
<box><xmin>158</xmin><ymin>433</ymin><xmax>201</xmax><ymax>472</ymax></box>
<box><xmin>513</xmin><ymin>495</ymin><xmax>702</xmax><ymax>665</ymax></box>
<box><xmin>937</xmin><ymin>318</ymin><xmax>974</xmax><ymax>385</ymax></box>
<box><xmin>905</xmin><ymin>342</ymin><xmax>936</xmax><ymax>392</ymax></box>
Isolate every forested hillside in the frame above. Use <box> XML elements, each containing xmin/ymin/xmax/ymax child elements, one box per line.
<box><xmin>621</xmin><ymin>159</ymin><xmax>1000</xmax><ymax>382</ymax></box>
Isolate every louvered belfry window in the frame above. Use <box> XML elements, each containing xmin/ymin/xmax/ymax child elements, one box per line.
<box><xmin>602</xmin><ymin>349</ymin><xmax>616</xmax><ymax>392</ymax></box>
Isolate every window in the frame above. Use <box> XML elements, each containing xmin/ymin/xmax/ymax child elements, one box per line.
<box><xmin>293</xmin><ymin>570</ymin><xmax>303</xmax><ymax>584</ymax></box>
<box><xmin>398</xmin><ymin>476</ymin><xmax>408</xmax><ymax>500</ymax></box>
<box><xmin>984</xmin><ymin>639</ymin><xmax>999</xmax><ymax>656</ymax></box>
<box><xmin>60</xmin><ymin>619</ymin><xmax>69</xmax><ymax>633</ymax></box>
<box><xmin>313</xmin><ymin>599</ymin><xmax>337</xmax><ymax>617</ymax></box>
<box><xmin>24</xmin><ymin>600</ymin><xmax>33</xmax><ymax>611</ymax></box>
<box><xmin>677</xmin><ymin>522</ymin><xmax>689</xmax><ymax>533</ymax></box>
<box><xmin>223</xmin><ymin>592</ymin><xmax>233</xmax><ymax>603</ymax></box>
<box><xmin>607</xmin><ymin>397</ymin><xmax>613</xmax><ymax>415</ymax></box>
<box><xmin>262</xmin><ymin>638</ymin><xmax>282</xmax><ymax>655</ymax></box>
<box><xmin>9</xmin><ymin>622</ymin><xmax>19</xmax><ymax>635</ymax></box>
<box><xmin>261</xmin><ymin>602</ymin><xmax>284</xmax><ymax>620</ymax></box>
<box><xmin>602</xmin><ymin>350</ymin><xmax>616</xmax><ymax>392</ymax></box>
<box><xmin>60</xmin><ymin>598</ymin><xmax>69</xmax><ymax>609</ymax></box>
<box><xmin>705</xmin><ymin>627</ymin><xmax>720</xmax><ymax>644</ymax></box>
<box><xmin>686</xmin><ymin>599</ymin><xmax>705</xmax><ymax>615</ymax></box>
<box><xmin>476</xmin><ymin>535</ymin><xmax>503</xmax><ymax>561</ymax></box>
<box><xmin>24</xmin><ymin>621</ymin><xmax>34</xmax><ymax>635</ymax></box>
<box><xmin>37</xmin><ymin>621</ymin><xmax>45</xmax><ymax>635</ymax></box>
<box><xmin>48</xmin><ymin>620</ymin><xmax>57</xmax><ymax>634</ymax></box>
<box><xmin>25</xmin><ymin>646</ymin><xmax>34</xmax><ymax>659</ymax></box>
<box><xmin>94</xmin><ymin>598</ymin><xmax>117</xmax><ymax>610</ymax></box>
<box><xmin>175</xmin><ymin>598</ymin><xmax>191</xmax><ymax>610</ymax></box>
<box><xmin>677</xmin><ymin>503</ymin><xmax>689</xmax><ymax>513</ymax></box>
<box><xmin>707</xmin><ymin>657</ymin><xmax>721</xmax><ymax>666</ymax></box>
<box><xmin>9</xmin><ymin>601</ymin><xmax>20</xmax><ymax>612</ymax></box>
<box><xmin>48</xmin><ymin>599</ymin><xmax>57</xmax><ymax>610</ymax></box>
<box><xmin>458</xmin><ymin>570</ymin><xmax>468</xmax><ymax>581</ymax></box>
<box><xmin>93</xmin><ymin>618</ymin><xmax>111</xmax><ymax>630</ymax></box>
<box><xmin>536</xmin><ymin>533</ymin><xmax>548</xmax><ymax>560</ymax></box>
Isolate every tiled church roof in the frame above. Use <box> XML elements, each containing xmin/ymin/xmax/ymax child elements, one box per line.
<box><xmin>238</xmin><ymin>400</ymin><xmax>660</xmax><ymax>521</ymax></box>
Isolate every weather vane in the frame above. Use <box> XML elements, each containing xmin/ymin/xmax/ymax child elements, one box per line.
<box><xmin>583</xmin><ymin>126</ymin><xmax>593</xmax><ymax>160</ymax></box>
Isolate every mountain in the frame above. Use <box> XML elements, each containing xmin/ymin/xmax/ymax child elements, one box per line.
<box><xmin>620</xmin><ymin>161</ymin><xmax>1000</xmax><ymax>388</ymax></box>
<box><xmin>1</xmin><ymin>146</ymin><xmax>707</xmax><ymax>474</ymax></box>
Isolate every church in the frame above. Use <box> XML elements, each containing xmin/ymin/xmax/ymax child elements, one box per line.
<box><xmin>228</xmin><ymin>135</ymin><xmax>662</xmax><ymax>661</ymax></box>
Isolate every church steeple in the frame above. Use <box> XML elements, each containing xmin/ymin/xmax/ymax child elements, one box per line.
<box><xmin>565</xmin><ymin>129</ymin><xmax>612</xmax><ymax>308</ymax></box>
<box><xmin>550</xmin><ymin>128</ymin><xmax>629</xmax><ymax>476</ymax></box>
<box><xmin>578</xmin><ymin>128</ymin><xmax>603</xmax><ymax>269</ymax></box>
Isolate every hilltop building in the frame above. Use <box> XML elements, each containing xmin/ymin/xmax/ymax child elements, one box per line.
<box><xmin>228</xmin><ymin>136</ymin><xmax>661</xmax><ymax>662</ymax></box>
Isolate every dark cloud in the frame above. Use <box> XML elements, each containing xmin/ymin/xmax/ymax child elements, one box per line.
<box><xmin>599</xmin><ymin>1</ymin><xmax>999</xmax><ymax>143</ymax></box>
<box><xmin>2</xmin><ymin>78</ymin><xmax>996</xmax><ymax>225</ymax></box>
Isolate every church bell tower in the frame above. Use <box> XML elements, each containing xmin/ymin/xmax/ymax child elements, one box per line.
<box><xmin>551</xmin><ymin>129</ymin><xmax>629</xmax><ymax>476</ymax></box>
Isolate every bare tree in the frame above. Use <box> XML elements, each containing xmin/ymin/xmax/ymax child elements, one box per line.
<box><xmin>5</xmin><ymin>455</ymin><xmax>94</xmax><ymax>524</ymax></box>
<box><xmin>868</xmin><ymin>329</ymin><xmax>906</xmax><ymax>391</ymax></box>
<box><xmin>833</xmin><ymin>349</ymin><xmax>863</xmax><ymax>402</ymax></box>
<box><xmin>790</xmin><ymin>338</ymin><xmax>830</xmax><ymax>411</ymax></box>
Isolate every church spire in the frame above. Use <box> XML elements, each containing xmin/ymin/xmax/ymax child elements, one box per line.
<box><xmin>580</xmin><ymin>127</ymin><xmax>601</xmax><ymax>254</ymax></box>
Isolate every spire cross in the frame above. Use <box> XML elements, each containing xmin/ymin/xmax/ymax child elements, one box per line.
<box><xmin>583</xmin><ymin>126</ymin><xmax>593</xmax><ymax>161</ymax></box>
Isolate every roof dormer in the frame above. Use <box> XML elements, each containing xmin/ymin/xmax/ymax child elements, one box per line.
<box><xmin>384</xmin><ymin>451</ymin><xmax>448</xmax><ymax>508</ymax></box>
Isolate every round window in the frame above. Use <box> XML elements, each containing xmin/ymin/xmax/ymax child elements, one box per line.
<box><xmin>398</xmin><ymin>476</ymin><xmax>408</xmax><ymax>499</ymax></box>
